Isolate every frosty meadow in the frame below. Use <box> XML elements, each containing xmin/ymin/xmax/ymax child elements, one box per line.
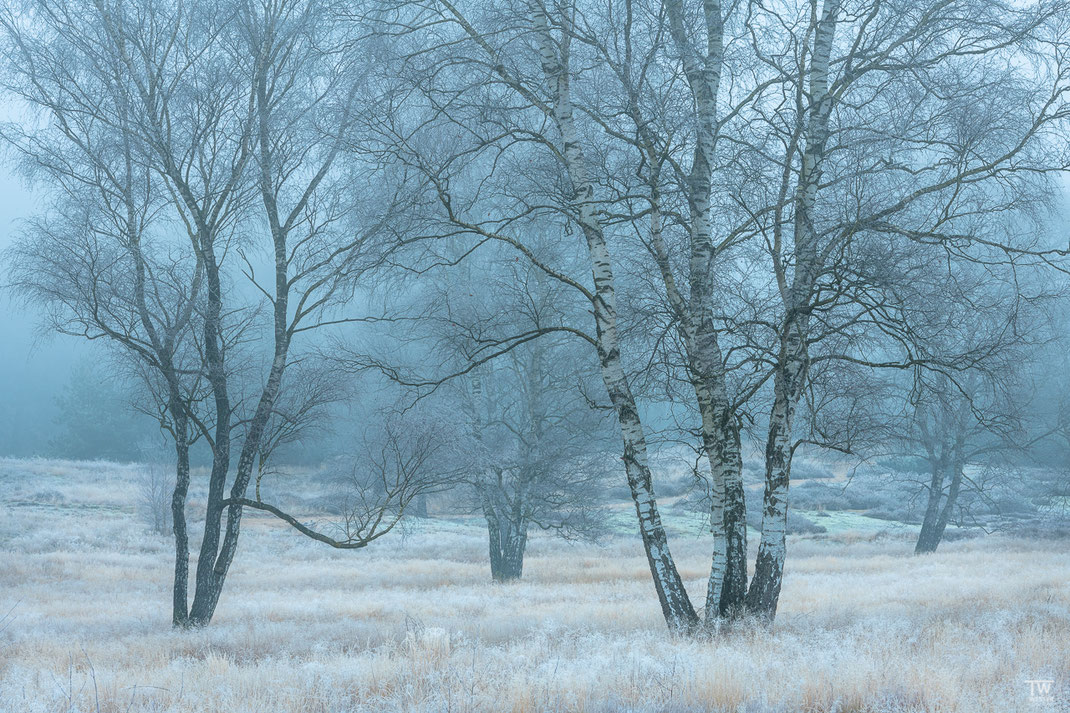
<box><xmin>0</xmin><ymin>458</ymin><xmax>1068</xmax><ymax>713</ymax></box>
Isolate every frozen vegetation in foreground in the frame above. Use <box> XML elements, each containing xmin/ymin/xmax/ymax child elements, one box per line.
<box><xmin>0</xmin><ymin>458</ymin><xmax>1068</xmax><ymax>713</ymax></box>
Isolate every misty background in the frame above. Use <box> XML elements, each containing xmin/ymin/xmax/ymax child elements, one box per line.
<box><xmin>5</xmin><ymin>166</ymin><xmax>1070</xmax><ymax>462</ymax></box>
<box><xmin>0</xmin><ymin>163</ymin><xmax>174</xmax><ymax>460</ymax></box>
<box><xmin>0</xmin><ymin>166</ymin><xmax>310</xmax><ymax>461</ymax></box>
<box><xmin>0</xmin><ymin>164</ymin><xmax>74</xmax><ymax>458</ymax></box>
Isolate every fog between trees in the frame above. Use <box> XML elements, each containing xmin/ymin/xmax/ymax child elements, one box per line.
<box><xmin>1</xmin><ymin>0</ymin><xmax>1070</xmax><ymax>635</ymax></box>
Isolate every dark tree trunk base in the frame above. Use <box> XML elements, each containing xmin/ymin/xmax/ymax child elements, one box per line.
<box><xmin>719</xmin><ymin>478</ymin><xmax>749</xmax><ymax>618</ymax></box>
<box><xmin>746</xmin><ymin>546</ymin><xmax>784</xmax><ymax>621</ymax></box>
<box><xmin>487</xmin><ymin>515</ymin><xmax>528</xmax><ymax>583</ymax></box>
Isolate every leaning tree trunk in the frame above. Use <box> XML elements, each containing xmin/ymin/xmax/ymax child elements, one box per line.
<box><xmin>531</xmin><ymin>8</ymin><xmax>698</xmax><ymax>633</ymax></box>
<box><xmin>170</xmin><ymin>408</ymin><xmax>192</xmax><ymax>628</ymax></box>
<box><xmin>188</xmin><ymin>245</ymin><xmax>233</xmax><ymax>627</ymax></box>
<box><xmin>915</xmin><ymin>460</ymin><xmax>947</xmax><ymax>554</ymax></box>
<box><xmin>745</xmin><ymin>0</ymin><xmax>839</xmax><ymax>623</ymax></box>
<box><xmin>745</xmin><ymin>330</ymin><xmax>807</xmax><ymax>620</ymax></box>
<box><xmin>916</xmin><ymin>460</ymin><xmax>963</xmax><ymax>554</ymax></box>
<box><xmin>930</xmin><ymin>464</ymin><xmax>963</xmax><ymax>549</ymax></box>
<box><xmin>645</xmin><ymin>188</ymin><xmax>742</xmax><ymax>626</ymax></box>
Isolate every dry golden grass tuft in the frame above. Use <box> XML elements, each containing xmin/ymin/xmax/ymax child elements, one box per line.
<box><xmin>0</xmin><ymin>458</ymin><xmax>1068</xmax><ymax>712</ymax></box>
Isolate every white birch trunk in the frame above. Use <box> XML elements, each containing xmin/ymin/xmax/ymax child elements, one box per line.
<box><xmin>531</xmin><ymin>4</ymin><xmax>698</xmax><ymax>632</ymax></box>
<box><xmin>747</xmin><ymin>0</ymin><xmax>840</xmax><ymax>621</ymax></box>
<box><xmin>663</xmin><ymin>0</ymin><xmax>748</xmax><ymax>623</ymax></box>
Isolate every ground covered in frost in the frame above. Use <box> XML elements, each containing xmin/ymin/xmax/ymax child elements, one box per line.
<box><xmin>0</xmin><ymin>458</ymin><xmax>1067</xmax><ymax>712</ymax></box>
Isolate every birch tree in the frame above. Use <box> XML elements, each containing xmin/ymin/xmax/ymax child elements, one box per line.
<box><xmin>462</xmin><ymin>340</ymin><xmax>612</xmax><ymax>581</ymax></box>
<box><xmin>414</xmin><ymin>249</ymin><xmax>614</xmax><ymax>581</ymax></box>
<box><xmin>1</xmin><ymin>0</ymin><xmax>210</xmax><ymax>625</ymax></box>
<box><xmin>3</xmin><ymin>0</ymin><xmax>413</xmax><ymax>626</ymax></box>
<box><xmin>739</xmin><ymin>0</ymin><xmax>1070</xmax><ymax>618</ymax></box>
<box><xmin>559</xmin><ymin>0</ymin><xmax>774</xmax><ymax>621</ymax></box>
<box><xmin>371</xmin><ymin>0</ymin><xmax>702</xmax><ymax>629</ymax></box>
<box><xmin>900</xmin><ymin>360</ymin><xmax>1045</xmax><ymax>553</ymax></box>
<box><xmin>5</xmin><ymin>196</ymin><xmax>206</xmax><ymax>627</ymax></box>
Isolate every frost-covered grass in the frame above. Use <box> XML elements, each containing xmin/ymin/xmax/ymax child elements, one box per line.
<box><xmin>1</xmin><ymin>458</ymin><xmax>1068</xmax><ymax>712</ymax></box>
<box><xmin>800</xmin><ymin>509</ymin><xmax>921</xmax><ymax>535</ymax></box>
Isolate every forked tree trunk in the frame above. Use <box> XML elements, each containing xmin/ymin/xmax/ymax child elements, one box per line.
<box><xmin>698</xmin><ymin>390</ymin><xmax>748</xmax><ymax>622</ymax></box>
<box><xmin>184</xmin><ymin>52</ymin><xmax>314</xmax><ymax>624</ymax></box>
<box><xmin>486</xmin><ymin>512</ymin><xmax>528</xmax><ymax>582</ymax></box>
<box><xmin>646</xmin><ymin>188</ymin><xmax>744</xmax><ymax>626</ymax></box>
<box><xmin>187</xmin><ymin>456</ymin><xmax>230</xmax><ymax>626</ymax></box>
<box><xmin>712</xmin><ymin>421</ymin><xmax>747</xmax><ymax>619</ymax></box>
<box><xmin>191</xmin><ymin>349</ymin><xmax>289</xmax><ymax>625</ymax></box>
<box><xmin>691</xmin><ymin>329</ymin><xmax>748</xmax><ymax>624</ymax></box>
<box><xmin>198</xmin><ymin>67</ymin><xmax>306</xmax><ymax>622</ymax></box>
<box><xmin>186</xmin><ymin>285</ymin><xmax>292</xmax><ymax>625</ymax></box>
<box><xmin>663</xmin><ymin>0</ymin><xmax>749</xmax><ymax>625</ymax></box>
<box><xmin>479</xmin><ymin>473</ymin><xmax>530</xmax><ymax>581</ymax></box>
